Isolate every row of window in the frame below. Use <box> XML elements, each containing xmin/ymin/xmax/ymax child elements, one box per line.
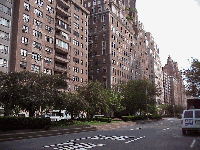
<box><xmin>23</xmin><ymin>13</ymin><xmax>54</xmax><ymax>24</ymax></box>
<box><xmin>72</xmin><ymin>66</ymin><xmax>87</xmax><ymax>75</ymax></box>
<box><xmin>21</xmin><ymin>35</ymin><xmax>53</xmax><ymax>45</ymax></box>
<box><xmin>0</xmin><ymin>17</ymin><xmax>10</xmax><ymax>27</ymax></box>
<box><xmin>24</xmin><ymin>1</ymin><xmax>54</xmax><ymax>14</ymax></box>
<box><xmin>20</xmin><ymin>61</ymin><xmax>52</xmax><ymax>74</ymax></box>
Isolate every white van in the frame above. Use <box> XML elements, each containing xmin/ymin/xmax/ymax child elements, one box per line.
<box><xmin>50</xmin><ymin>110</ymin><xmax>71</xmax><ymax>121</ymax></box>
<box><xmin>182</xmin><ymin>109</ymin><xmax>200</xmax><ymax>135</ymax></box>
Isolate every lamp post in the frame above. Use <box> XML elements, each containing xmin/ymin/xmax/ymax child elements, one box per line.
<box><xmin>146</xmin><ymin>87</ymin><xmax>149</xmax><ymax>120</ymax></box>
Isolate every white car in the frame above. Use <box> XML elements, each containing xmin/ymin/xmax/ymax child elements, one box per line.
<box><xmin>182</xmin><ymin>109</ymin><xmax>200</xmax><ymax>135</ymax></box>
<box><xmin>50</xmin><ymin>110</ymin><xmax>71</xmax><ymax>121</ymax></box>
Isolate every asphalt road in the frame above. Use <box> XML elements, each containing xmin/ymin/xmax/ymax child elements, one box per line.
<box><xmin>0</xmin><ymin>118</ymin><xmax>200</xmax><ymax>150</ymax></box>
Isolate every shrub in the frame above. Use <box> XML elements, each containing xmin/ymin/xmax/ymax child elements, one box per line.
<box><xmin>96</xmin><ymin>117</ymin><xmax>112</xmax><ymax>123</ymax></box>
<box><xmin>149</xmin><ymin>114</ymin><xmax>162</xmax><ymax>120</ymax></box>
<box><xmin>121</xmin><ymin>116</ymin><xmax>134</xmax><ymax>122</ymax></box>
<box><xmin>0</xmin><ymin>116</ymin><xmax>51</xmax><ymax>131</ymax></box>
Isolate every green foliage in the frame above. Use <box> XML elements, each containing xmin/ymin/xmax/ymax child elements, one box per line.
<box><xmin>126</xmin><ymin>15</ymin><xmax>133</xmax><ymax>20</ymax></box>
<box><xmin>149</xmin><ymin>114</ymin><xmax>162</xmax><ymax>120</ymax></box>
<box><xmin>0</xmin><ymin>71</ymin><xmax>67</xmax><ymax>117</ymax></box>
<box><xmin>96</xmin><ymin>117</ymin><xmax>112</xmax><ymax>123</ymax></box>
<box><xmin>121</xmin><ymin>116</ymin><xmax>134</xmax><ymax>122</ymax></box>
<box><xmin>120</xmin><ymin>79</ymin><xmax>158</xmax><ymax>116</ymax></box>
<box><xmin>184</xmin><ymin>59</ymin><xmax>200</xmax><ymax>97</ymax></box>
<box><xmin>0</xmin><ymin>116</ymin><xmax>51</xmax><ymax>131</ymax></box>
<box><xmin>77</xmin><ymin>81</ymin><xmax>108</xmax><ymax>118</ymax></box>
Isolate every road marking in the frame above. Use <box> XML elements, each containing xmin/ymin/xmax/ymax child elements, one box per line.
<box><xmin>190</xmin><ymin>139</ymin><xmax>196</xmax><ymax>148</ymax></box>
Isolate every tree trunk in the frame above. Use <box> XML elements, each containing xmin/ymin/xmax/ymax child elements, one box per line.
<box><xmin>29</xmin><ymin>109</ymin><xmax>35</xmax><ymax>117</ymax></box>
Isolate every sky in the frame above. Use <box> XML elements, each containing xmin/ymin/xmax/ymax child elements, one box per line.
<box><xmin>136</xmin><ymin>0</ymin><xmax>200</xmax><ymax>71</ymax></box>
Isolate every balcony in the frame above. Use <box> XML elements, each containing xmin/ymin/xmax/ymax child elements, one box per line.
<box><xmin>56</xmin><ymin>15</ymin><xmax>71</xmax><ymax>26</ymax></box>
<box><xmin>57</xmin><ymin>0</ymin><xmax>70</xmax><ymax>8</ymax></box>
<box><xmin>54</xmin><ymin>63</ymin><xmax>67</xmax><ymax>72</ymax></box>
<box><xmin>56</xmin><ymin>4</ymin><xmax>71</xmax><ymax>17</ymax></box>
<box><xmin>55</xmin><ymin>53</ymin><xmax>69</xmax><ymax>63</ymax></box>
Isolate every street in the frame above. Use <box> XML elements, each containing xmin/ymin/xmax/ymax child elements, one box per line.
<box><xmin>0</xmin><ymin>118</ymin><xmax>200</xmax><ymax>150</ymax></box>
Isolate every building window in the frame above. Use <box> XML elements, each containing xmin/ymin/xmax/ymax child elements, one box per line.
<box><xmin>47</xmin><ymin>0</ymin><xmax>54</xmax><ymax>4</ymax></box>
<box><xmin>32</xmin><ymin>52</ymin><xmax>41</xmax><ymax>61</ymax></box>
<box><xmin>73</xmin><ymin>85</ymin><xmax>78</xmax><ymax>91</ymax></box>
<box><xmin>24</xmin><ymin>2</ymin><xmax>30</xmax><ymax>11</ymax></box>
<box><xmin>73</xmin><ymin>48</ymin><xmax>79</xmax><ymax>55</ymax></box>
<box><xmin>35</xmin><ymin>0</ymin><xmax>44</xmax><ymax>7</ymax></box>
<box><xmin>88</xmin><ymin>2</ymin><xmax>91</xmax><ymax>7</ymax></box>
<box><xmin>93</xmin><ymin>16</ymin><xmax>97</xmax><ymax>24</ymax></box>
<box><xmin>81</xmin><ymin>60</ymin><xmax>83</xmax><ymax>65</ymax></box>
<box><xmin>0</xmin><ymin>58</ymin><xmax>7</xmax><ymax>67</ymax></box>
<box><xmin>45</xmin><ymin>46</ymin><xmax>52</xmax><ymax>53</ymax></box>
<box><xmin>33</xmin><ymin>29</ymin><xmax>42</xmax><ymax>39</ymax></box>
<box><xmin>102</xmin><ymin>34</ymin><xmax>105</xmax><ymax>39</ymax></box>
<box><xmin>85</xmin><ymin>29</ymin><xmax>87</xmax><ymax>35</ymax></box>
<box><xmin>73</xmin><ymin>39</ymin><xmax>79</xmax><ymax>46</ymax></box>
<box><xmin>47</xmin><ymin>5</ymin><xmax>54</xmax><ymax>14</ymax></box>
<box><xmin>23</xmin><ymin>14</ymin><xmax>29</xmax><ymax>23</ymax></box>
<box><xmin>44</xmin><ymin>57</ymin><xmax>52</xmax><ymax>64</ymax></box>
<box><xmin>102</xmin><ymin>24</ymin><xmax>105</xmax><ymax>30</ymax></box>
<box><xmin>98</xmin><ymin>6</ymin><xmax>101</xmax><ymax>12</ymax></box>
<box><xmin>21</xmin><ymin>36</ymin><xmax>28</xmax><ymax>45</ymax></box>
<box><xmin>20</xmin><ymin>61</ymin><xmax>27</xmax><ymax>69</ymax></box>
<box><xmin>85</xmin><ymin>70</ymin><xmax>87</xmax><ymax>75</ymax></box>
<box><xmin>31</xmin><ymin>64</ymin><xmax>40</xmax><ymax>73</ymax></box>
<box><xmin>93</xmin><ymin>0</ymin><xmax>96</xmax><ymax>6</ymax></box>
<box><xmin>74</xmin><ymin>14</ymin><xmax>79</xmax><ymax>21</ymax></box>
<box><xmin>33</xmin><ymin>41</ymin><xmax>42</xmax><ymax>50</ymax></box>
<box><xmin>73</xmin><ymin>31</ymin><xmax>79</xmax><ymax>37</ymax></box>
<box><xmin>45</xmin><ymin>25</ymin><xmax>53</xmax><ymax>33</ymax></box>
<box><xmin>0</xmin><ymin>4</ymin><xmax>11</xmax><ymax>15</ymax></box>
<box><xmin>44</xmin><ymin>68</ymin><xmax>52</xmax><ymax>74</ymax></box>
<box><xmin>74</xmin><ymin>22</ymin><xmax>79</xmax><ymax>29</ymax></box>
<box><xmin>45</xmin><ymin>35</ymin><xmax>53</xmax><ymax>43</ymax></box>
<box><xmin>0</xmin><ymin>17</ymin><xmax>10</xmax><ymax>27</ymax></box>
<box><xmin>73</xmin><ymin>66</ymin><xmax>79</xmax><ymax>72</ymax></box>
<box><xmin>56</xmin><ymin>38</ymin><xmax>69</xmax><ymax>50</ymax></box>
<box><xmin>20</xmin><ymin>49</ymin><xmax>27</xmax><ymax>57</ymax></box>
<box><xmin>73</xmin><ymin>57</ymin><xmax>79</xmax><ymax>64</ymax></box>
<box><xmin>33</xmin><ymin>19</ymin><xmax>42</xmax><ymax>28</ymax></box>
<box><xmin>0</xmin><ymin>44</ymin><xmax>8</xmax><ymax>54</ymax></box>
<box><xmin>95</xmin><ymin>35</ymin><xmax>98</xmax><ymax>41</ymax></box>
<box><xmin>22</xmin><ymin>25</ymin><xmax>28</xmax><ymax>33</ymax></box>
<box><xmin>85</xmin><ymin>21</ymin><xmax>87</xmax><ymax>26</ymax></box>
<box><xmin>81</xmin><ymin>69</ymin><xmax>83</xmax><ymax>74</ymax></box>
<box><xmin>73</xmin><ymin>76</ymin><xmax>79</xmax><ymax>81</ymax></box>
<box><xmin>34</xmin><ymin>8</ymin><xmax>43</xmax><ymax>18</ymax></box>
<box><xmin>74</xmin><ymin>5</ymin><xmax>79</xmax><ymax>12</ymax></box>
<box><xmin>46</xmin><ymin>15</ymin><xmax>54</xmax><ymax>24</ymax></box>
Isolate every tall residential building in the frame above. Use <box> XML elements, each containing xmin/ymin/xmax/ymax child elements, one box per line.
<box><xmin>9</xmin><ymin>0</ymin><xmax>89</xmax><ymax>92</ymax></box>
<box><xmin>146</xmin><ymin>32</ymin><xmax>164</xmax><ymax>106</ymax></box>
<box><xmin>163</xmin><ymin>69</ymin><xmax>170</xmax><ymax>104</ymax></box>
<box><xmin>0</xmin><ymin>0</ymin><xmax>14</xmax><ymax>73</ymax></box>
<box><xmin>163</xmin><ymin>56</ymin><xmax>186</xmax><ymax>106</ymax></box>
<box><xmin>84</xmin><ymin>0</ymin><xmax>137</xmax><ymax>88</ymax></box>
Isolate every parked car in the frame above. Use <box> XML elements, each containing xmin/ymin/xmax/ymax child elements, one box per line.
<box><xmin>182</xmin><ymin>109</ymin><xmax>200</xmax><ymax>135</ymax></box>
<box><xmin>50</xmin><ymin>110</ymin><xmax>71</xmax><ymax>121</ymax></box>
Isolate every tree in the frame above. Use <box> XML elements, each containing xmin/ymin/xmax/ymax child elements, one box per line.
<box><xmin>0</xmin><ymin>71</ymin><xmax>24</xmax><ymax>116</ymax></box>
<box><xmin>120</xmin><ymin>79</ymin><xmax>157</xmax><ymax>115</ymax></box>
<box><xmin>101</xmin><ymin>88</ymin><xmax>124</xmax><ymax>117</ymax></box>
<box><xmin>77</xmin><ymin>81</ymin><xmax>107</xmax><ymax>118</ymax></box>
<box><xmin>0</xmin><ymin>71</ymin><xmax>67</xmax><ymax>117</ymax></box>
<box><xmin>63</xmin><ymin>92</ymin><xmax>89</xmax><ymax>119</ymax></box>
<box><xmin>184</xmin><ymin>59</ymin><xmax>200</xmax><ymax>97</ymax></box>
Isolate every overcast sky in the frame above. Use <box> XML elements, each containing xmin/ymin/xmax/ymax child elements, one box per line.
<box><xmin>136</xmin><ymin>0</ymin><xmax>200</xmax><ymax>71</ymax></box>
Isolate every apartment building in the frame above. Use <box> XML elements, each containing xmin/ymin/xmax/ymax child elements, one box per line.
<box><xmin>9</xmin><ymin>0</ymin><xmax>89</xmax><ymax>92</ymax></box>
<box><xmin>0</xmin><ymin>0</ymin><xmax>14</xmax><ymax>73</ymax></box>
<box><xmin>163</xmin><ymin>56</ymin><xmax>186</xmax><ymax>106</ymax></box>
<box><xmin>163</xmin><ymin>69</ymin><xmax>170</xmax><ymax>104</ymax></box>
<box><xmin>84</xmin><ymin>0</ymin><xmax>136</xmax><ymax>88</ymax></box>
<box><xmin>145</xmin><ymin>32</ymin><xmax>164</xmax><ymax>106</ymax></box>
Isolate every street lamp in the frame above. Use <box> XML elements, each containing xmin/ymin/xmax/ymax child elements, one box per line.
<box><xmin>146</xmin><ymin>87</ymin><xmax>149</xmax><ymax>120</ymax></box>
